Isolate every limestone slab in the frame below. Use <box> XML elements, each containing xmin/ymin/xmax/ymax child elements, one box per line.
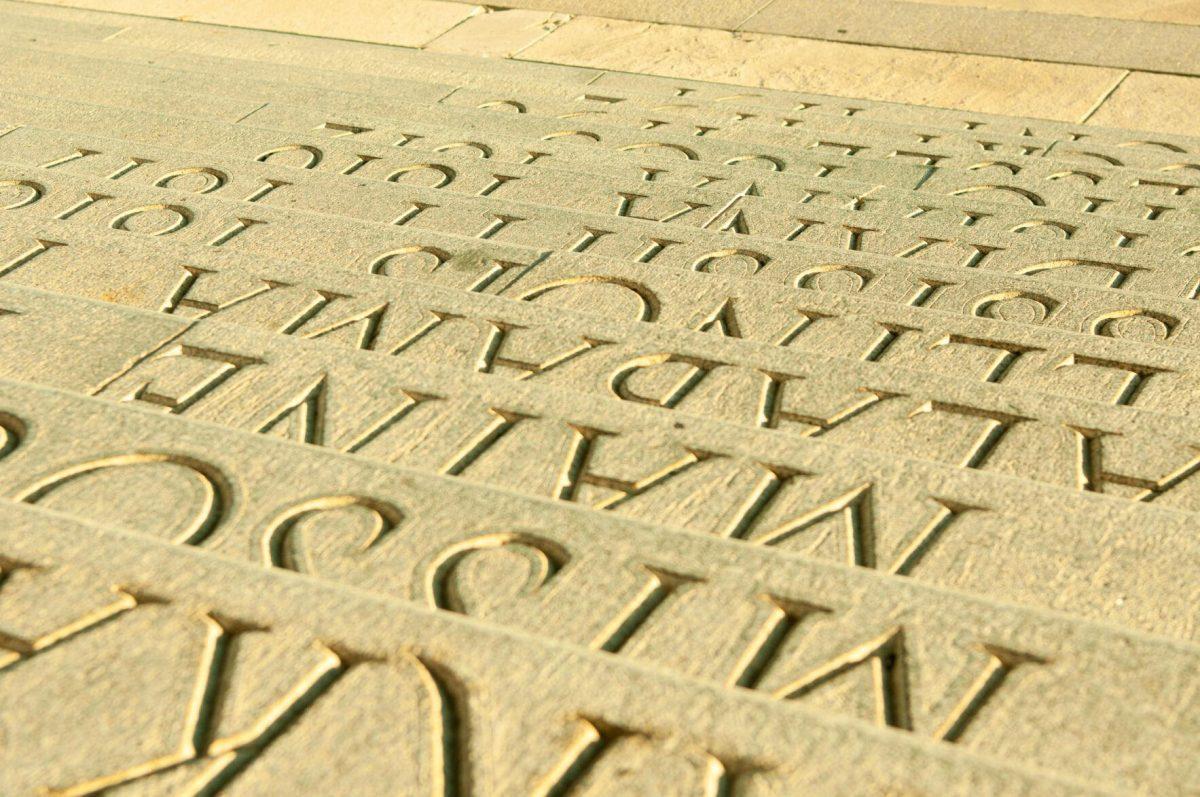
<box><xmin>585</xmin><ymin>67</ymin><xmax>1200</xmax><ymax>148</ymax></box>
<box><xmin>0</xmin><ymin>494</ymin><xmax>1141</xmax><ymax>794</ymax></box>
<box><xmin>6</xmin><ymin>285</ymin><xmax>1200</xmax><ymax>649</ymax></box>
<box><xmin>1086</xmin><ymin>72</ymin><xmax>1200</xmax><ymax>138</ymax></box>
<box><xmin>10</xmin><ymin>222</ymin><xmax>1200</xmax><ymax>508</ymax></box>
<box><xmin>739</xmin><ymin>0</ymin><xmax>1200</xmax><ymax>75</ymax></box>
<box><xmin>5</xmin><ymin>34</ymin><xmax>1196</xmax><ymax>186</ymax></box>
<box><xmin>8</xmin><ymin>217</ymin><xmax>1200</xmax><ymax>421</ymax></box>
<box><xmin>0</xmin><ymin>3</ymin><xmax>125</xmax><ymax>40</ymax></box>
<box><xmin>518</xmin><ymin>16</ymin><xmax>1126</xmax><ymax>121</ymax></box>
<box><xmin>8</xmin><ymin>165</ymin><xmax>1200</xmax><ymax>362</ymax></box>
<box><xmin>227</xmin><ymin>91</ymin><xmax>1200</xmax><ymax>207</ymax></box>
<box><xmin>2</xmin><ymin>86</ymin><xmax>1192</xmax><ymax>238</ymax></box>
<box><xmin>108</xmin><ymin>10</ymin><xmax>604</xmax><ymax>83</ymax></box>
<box><xmin>2</xmin><ymin>9</ymin><xmax>1190</xmax><ymax>183</ymax></box>
<box><xmin>24</xmin><ymin>0</ymin><xmax>484</xmax><ymax>47</ymax></box>
<box><xmin>4</xmin><ymin>38</ymin><xmax>1197</xmax><ymax>218</ymax></box>
<box><xmin>5</xmin><ymin>121</ymin><xmax>1197</xmax><ymax>272</ymax></box>
<box><xmin>7</xmin><ymin>258</ymin><xmax>1200</xmax><ymax>525</ymax></box>
<box><xmin>880</xmin><ymin>0</ymin><xmax>1200</xmax><ymax>25</ymax></box>
<box><xmin>7</xmin><ymin>0</ymin><xmax>1195</xmax><ymax>150</ymax></box>
<box><xmin>13</xmin><ymin>206</ymin><xmax>1200</xmax><ymax>498</ymax></box>
<box><xmin>2</xmin><ymin>39</ymin><xmax>1127</xmax><ymax>169</ymax></box>
<box><xmin>5</xmin><ymin>147</ymin><xmax>1200</xmax><ymax>333</ymax></box>
<box><xmin>424</xmin><ymin>8</ymin><xmax>572</xmax><ymax>57</ymax></box>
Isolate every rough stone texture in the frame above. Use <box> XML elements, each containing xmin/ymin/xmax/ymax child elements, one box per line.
<box><xmin>424</xmin><ymin>8</ymin><xmax>573</xmax><ymax>56</ymax></box>
<box><xmin>0</xmin><ymin>498</ymin><xmax>1133</xmax><ymax>795</ymax></box>
<box><xmin>9</xmin><ymin>219</ymin><xmax>1200</xmax><ymax>418</ymax></box>
<box><xmin>518</xmin><ymin>17</ymin><xmax>1129</xmax><ymax>119</ymax></box>
<box><xmin>6</xmin><ymin>284</ymin><xmax>1200</xmax><ymax>647</ymax></box>
<box><xmin>1086</xmin><ymin>72</ymin><xmax>1200</xmax><ymax>137</ymax></box>
<box><xmin>0</xmin><ymin>1</ymin><xmax>1196</xmax><ymax>792</ymax></box>
<box><xmin>7</xmin><ymin>162</ymin><xmax>1200</xmax><ymax>346</ymax></box>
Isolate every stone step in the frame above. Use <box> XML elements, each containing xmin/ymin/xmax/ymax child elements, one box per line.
<box><xmin>6</xmin><ymin>163</ymin><xmax>1200</xmax><ymax>365</ymax></box>
<box><xmin>3</xmin><ymin>283</ymin><xmax>1200</xmax><ymax>642</ymax></box>
<box><xmin>5</xmin><ymin>154</ymin><xmax>1200</xmax><ymax>346</ymax></box>
<box><xmin>5</xmin><ymin>108</ymin><xmax>1198</xmax><ymax>253</ymax></box>
<box><xmin>9</xmin><ymin>216</ymin><xmax>1200</xmax><ymax>507</ymax></box>
<box><xmin>6</xmin><ymin>217</ymin><xmax>1196</xmax><ymax>421</ymax></box>
<box><xmin>7</xmin><ymin>0</ymin><xmax>1188</xmax><ymax>150</ymax></box>
<box><xmin>1</xmin><ymin>1</ymin><xmax>1194</xmax><ymax>791</ymax></box>
<box><xmin>1</xmin><ymin>125</ymin><xmax>1194</xmax><ymax>310</ymax></box>
<box><xmin>0</xmin><ymin>496</ymin><xmax>1114</xmax><ymax>794</ymax></box>
<box><xmin>8</xmin><ymin>213</ymin><xmax>1200</xmax><ymax>515</ymax></box>
<box><xmin>4</xmin><ymin>54</ymin><xmax>1195</xmax><ymax>222</ymax></box>
<box><xmin>3</xmin><ymin>34</ymin><xmax>1193</xmax><ymax>178</ymax></box>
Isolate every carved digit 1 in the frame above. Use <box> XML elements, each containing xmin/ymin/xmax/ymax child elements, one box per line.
<box><xmin>724</xmin><ymin>594</ymin><xmax>830</xmax><ymax>689</ymax></box>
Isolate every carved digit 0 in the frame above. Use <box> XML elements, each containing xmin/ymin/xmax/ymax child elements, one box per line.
<box><xmin>691</xmin><ymin>248</ymin><xmax>770</xmax><ymax>277</ymax></box>
<box><xmin>369</xmin><ymin>245</ymin><xmax>452</xmax><ymax>277</ymax></box>
<box><xmin>386</xmin><ymin>163</ymin><xmax>456</xmax><ymax>188</ymax></box>
<box><xmin>256</xmin><ymin>143</ymin><xmax>323</xmax><ymax>168</ymax></box>
<box><xmin>109</xmin><ymin>203</ymin><xmax>193</xmax><ymax>235</ymax></box>
<box><xmin>971</xmin><ymin>291</ymin><xmax>1058</xmax><ymax>324</ymax></box>
<box><xmin>795</xmin><ymin>264</ymin><xmax>873</xmax><ymax>293</ymax></box>
<box><xmin>153</xmin><ymin>167</ymin><xmax>229</xmax><ymax>194</ymax></box>
<box><xmin>1088</xmin><ymin>309</ymin><xmax>1178</xmax><ymax>343</ymax></box>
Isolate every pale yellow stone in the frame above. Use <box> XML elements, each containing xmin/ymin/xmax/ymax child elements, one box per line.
<box><xmin>1086</xmin><ymin>72</ymin><xmax>1200</xmax><ymax>136</ymax></box>
<box><xmin>11</xmin><ymin>0</ymin><xmax>482</xmax><ymax>47</ymax></box>
<box><xmin>519</xmin><ymin>16</ymin><xmax>1127</xmax><ymax>119</ymax></box>
<box><xmin>872</xmin><ymin>0</ymin><xmax>1200</xmax><ymax>25</ymax></box>
<box><xmin>424</xmin><ymin>8</ymin><xmax>571</xmax><ymax>57</ymax></box>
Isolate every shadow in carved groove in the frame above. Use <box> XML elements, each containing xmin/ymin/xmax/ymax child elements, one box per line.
<box><xmin>0</xmin><ymin>412</ymin><xmax>25</xmax><ymax>462</ymax></box>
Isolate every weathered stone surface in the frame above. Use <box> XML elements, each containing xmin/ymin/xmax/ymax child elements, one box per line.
<box><xmin>738</xmin><ymin>0</ymin><xmax>1200</xmax><ymax>74</ymax></box>
<box><xmin>424</xmin><ymin>8</ymin><xmax>573</xmax><ymax>56</ymax></box>
<box><xmin>0</xmin><ymin>497</ymin><xmax>1132</xmax><ymax>794</ymax></box>
<box><xmin>7</xmin><ymin>218</ymin><xmax>1200</xmax><ymax>420</ymax></box>
<box><xmin>4</xmin><ymin>35</ymin><xmax>1178</xmax><ymax>173</ymax></box>
<box><xmin>2</xmin><ymin>120</ymin><xmax>1196</xmax><ymax>287</ymax></box>
<box><xmin>517</xmin><ymin>16</ymin><xmax>1131</xmax><ymax>120</ymax></box>
<box><xmin>3</xmin><ymin>39</ymin><xmax>1196</xmax><ymax>223</ymax></box>
<box><xmin>0</xmin><ymin>382</ymin><xmax>1197</xmax><ymax>792</ymax></box>
<box><xmin>4</xmin><ymin>69</ymin><xmax>1195</xmax><ymax>229</ymax></box>
<box><xmin>7</xmin><ymin>161</ymin><xmax>1200</xmax><ymax>353</ymax></box>
<box><xmin>7</xmin><ymin>0</ymin><xmax>1196</xmax><ymax>149</ymax></box>
<box><xmin>0</xmin><ymin>2</ymin><xmax>1195</xmax><ymax>789</ymax></box>
<box><xmin>4</xmin><ymin>285</ymin><xmax>1200</xmax><ymax>647</ymax></box>
<box><xmin>1085</xmin><ymin>72</ymin><xmax>1200</xmax><ymax>138</ymax></box>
